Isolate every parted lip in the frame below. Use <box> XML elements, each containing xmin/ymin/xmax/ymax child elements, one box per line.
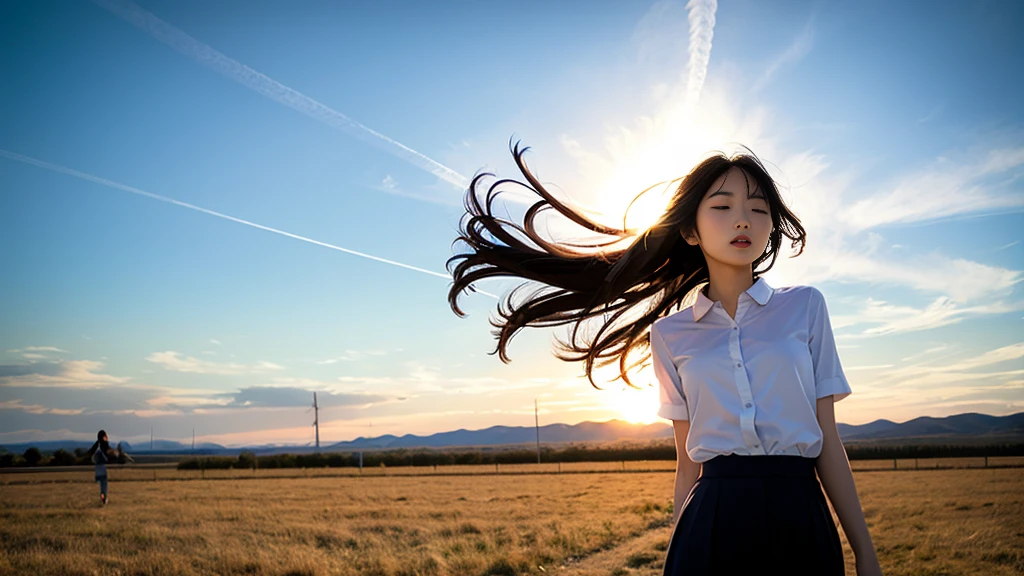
<box><xmin>731</xmin><ymin>235</ymin><xmax>751</xmax><ymax>243</ymax></box>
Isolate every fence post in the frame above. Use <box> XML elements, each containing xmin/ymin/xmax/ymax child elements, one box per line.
<box><xmin>893</xmin><ymin>459</ymin><xmax>897</xmax><ymax>470</ymax></box>
<box><xmin>495</xmin><ymin>463</ymin><xmax>499</xmax><ymax>474</ymax></box>
<box><xmin>915</xmin><ymin>458</ymin><xmax>918</xmax><ymax>470</ymax></box>
<box><xmin>985</xmin><ymin>456</ymin><xmax>989</xmax><ymax>468</ymax></box>
<box><xmin>621</xmin><ymin>461</ymin><xmax>625</xmax><ymax>471</ymax></box>
<box><xmin>558</xmin><ymin>462</ymin><xmax>561</xmax><ymax>474</ymax></box>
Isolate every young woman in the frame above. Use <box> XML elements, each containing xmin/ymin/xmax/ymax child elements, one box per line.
<box><xmin>86</xmin><ymin>429</ymin><xmax>115</xmax><ymax>506</ymax></box>
<box><xmin>446</xmin><ymin>143</ymin><xmax>882</xmax><ymax>575</ymax></box>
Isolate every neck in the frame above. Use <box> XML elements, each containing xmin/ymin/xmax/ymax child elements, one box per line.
<box><xmin>704</xmin><ymin>262</ymin><xmax>754</xmax><ymax>314</ymax></box>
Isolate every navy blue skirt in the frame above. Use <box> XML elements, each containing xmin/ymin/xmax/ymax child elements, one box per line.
<box><xmin>663</xmin><ymin>454</ymin><xmax>845</xmax><ymax>575</ymax></box>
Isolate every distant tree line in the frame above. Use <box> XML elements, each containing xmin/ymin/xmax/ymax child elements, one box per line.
<box><xmin>0</xmin><ymin>447</ymin><xmax>93</xmax><ymax>468</ymax></box>
<box><xmin>5</xmin><ymin>441</ymin><xmax>1023</xmax><ymax>469</ymax></box>
<box><xmin>174</xmin><ymin>442</ymin><xmax>1024</xmax><ymax>471</ymax></box>
<box><xmin>843</xmin><ymin>442</ymin><xmax>1024</xmax><ymax>460</ymax></box>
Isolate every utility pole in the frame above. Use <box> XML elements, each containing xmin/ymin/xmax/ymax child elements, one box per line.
<box><xmin>534</xmin><ymin>398</ymin><xmax>541</xmax><ymax>464</ymax></box>
<box><xmin>312</xmin><ymin>392</ymin><xmax>320</xmax><ymax>452</ymax></box>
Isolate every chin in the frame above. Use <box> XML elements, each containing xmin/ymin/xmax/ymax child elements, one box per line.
<box><xmin>712</xmin><ymin>259</ymin><xmax>756</xmax><ymax>269</ymax></box>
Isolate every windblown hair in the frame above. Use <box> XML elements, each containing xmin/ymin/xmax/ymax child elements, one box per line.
<box><xmin>446</xmin><ymin>142</ymin><xmax>807</xmax><ymax>388</ymax></box>
<box><xmin>87</xmin><ymin>429</ymin><xmax>110</xmax><ymax>457</ymax></box>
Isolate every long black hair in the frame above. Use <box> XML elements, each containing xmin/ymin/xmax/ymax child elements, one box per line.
<box><xmin>87</xmin><ymin>429</ymin><xmax>110</xmax><ymax>457</ymax></box>
<box><xmin>446</xmin><ymin>142</ymin><xmax>807</xmax><ymax>388</ymax></box>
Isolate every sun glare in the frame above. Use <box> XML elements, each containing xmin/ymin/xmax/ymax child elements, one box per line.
<box><xmin>586</xmin><ymin>363</ymin><xmax>661</xmax><ymax>425</ymax></box>
<box><xmin>564</xmin><ymin>90</ymin><xmax>749</xmax><ymax>238</ymax></box>
<box><xmin>611</xmin><ymin>382</ymin><xmax>661</xmax><ymax>425</ymax></box>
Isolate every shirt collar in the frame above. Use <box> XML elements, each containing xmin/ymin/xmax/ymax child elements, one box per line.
<box><xmin>693</xmin><ymin>277</ymin><xmax>775</xmax><ymax>322</ymax></box>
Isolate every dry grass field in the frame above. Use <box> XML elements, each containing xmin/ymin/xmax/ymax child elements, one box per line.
<box><xmin>1</xmin><ymin>463</ymin><xmax>1021</xmax><ymax>575</ymax></box>
<box><xmin>3</xmin><ymin>456</ymin><xmax>1021</xmax><ymax>485</ymax></box>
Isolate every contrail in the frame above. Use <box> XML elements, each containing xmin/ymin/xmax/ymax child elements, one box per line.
<box><xmin>91</xmin><ymin>0</ymin><xmax>469</xmax><ymax>193</ymax></box>
<box><xmin>684</xmin><ymin>0</ymin><xmax>718</xmax><ymax>111</ymax></box>
<box><xmin>0</xmin><ymin>149</ymin><xmax>495</xmax><ymax>298</ymax></box>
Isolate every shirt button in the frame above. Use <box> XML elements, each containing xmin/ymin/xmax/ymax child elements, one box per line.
<box><xmin>736</xmin><ymin>363</ymin><xmax>742</xmax><ymax>368</ymax></box>
<box><xmin>732</xmin><ymin>327</ymin><xmax>738</xmax><ymax>331</ymax></box>
<box><xmin>754</xmin><ymin>444</ymin><xmax>760</xmax><ymax>448</ymax></box>
<box><xmin>745</xmin><ymin>403</ymin><xmax>752</xmax><ymax>408</ymax></box>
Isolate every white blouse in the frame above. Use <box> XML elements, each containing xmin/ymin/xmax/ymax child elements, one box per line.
<box><xmin>651</xmin><ymin>277</ymin><xmax>852</xmax><ymax>463</ymax></box>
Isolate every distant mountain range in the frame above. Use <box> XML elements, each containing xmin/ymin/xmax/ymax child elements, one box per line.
<box><xmin>0</xmin><ymin>439</ymin><xmax>228</xmax><ymax>454</ymax></box>
<box><xmin>837</xmin><ymin>412</ymin><xmax>1024</xmax><ymax>443</ymax></box>
<box><xmin>3</xmin><ymin>412</ymin><xmax>1022</xmax><ymax>456</ymax></box>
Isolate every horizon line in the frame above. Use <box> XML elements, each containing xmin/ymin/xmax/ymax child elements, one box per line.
<box><xmin>3</xmin><ymin>410</ymin><xmax>1020</xmax><ymax>449</ymax></box>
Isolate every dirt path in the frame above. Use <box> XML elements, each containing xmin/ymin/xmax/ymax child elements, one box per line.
<box><xmin>558</xmin><ymin>525</ymin><xmax>673</xmax><ymax>575</ymax></box>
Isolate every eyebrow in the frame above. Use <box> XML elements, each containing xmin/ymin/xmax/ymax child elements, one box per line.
<box><xmin>707</xmin><ymin>190</ymin><xmax>768</xmax><ymax>200</ymax></box>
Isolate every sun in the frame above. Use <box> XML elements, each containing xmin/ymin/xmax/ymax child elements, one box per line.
<box><xmin>588</xmin><ymin>363</ymin><xmax>661</xmax><ymax>425</ymax></box>
<box><xmin>564</xmin><ymin>95</ymin><xmax>745</xmax><ymax>238</ymax></box>
<box><xmin>609</xmin><ymin>381</ymin><xmax>661</xmax><ymax>425</ymax></box>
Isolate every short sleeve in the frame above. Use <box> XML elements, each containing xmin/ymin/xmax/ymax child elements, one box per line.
<box><xmin>651</xmin><ymin>324</ymin><xmax>689</xmax><ymax>420</ymax></box>
<box><xmin>808</xmin><ymin>288</ymin><xmax>852</xmax><ymax>402</ymax></box>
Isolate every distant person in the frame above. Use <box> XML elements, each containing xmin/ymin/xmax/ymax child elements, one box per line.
<box><xmin>446</xmin><ymin>144</ymin><xmax>882</xmax><ymax>575</ymax></box>
<box><xmin>86</xmin><ymin>429</ymin><xmax>116</xmax><ymax>506</ymax></box>
<box><xmin>115</xmin><ymin>441</ymin><xmax>134</xmax><ymax>465</ymax></box>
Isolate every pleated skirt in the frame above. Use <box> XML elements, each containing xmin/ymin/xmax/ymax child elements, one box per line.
<box><xmin>662</xmin><ymin>454</ymin><xmax>845</xmax><ymax>575</ymax></box>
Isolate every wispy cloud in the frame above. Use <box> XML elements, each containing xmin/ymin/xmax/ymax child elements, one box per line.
<box><xmin>332</xmin><ymin>367</ymin><xmax>546</xmax><ymax>396</ymax></box>
<box><xmin>833</xmin><ymin>296</ymin><xmax>1024</xmax><ymax>337</ymax></box>
<box><xmin>1</xmin><ymin>369</ymin><xmax>390</xmax><ymax>418</ymax></box>
<box><xmin>753</xmin><ymin>19</ymin><xmax>814</xmax><ymax>92</ymax></box>
<box><xmin>0</xmin><ymin>429</ymin><xmax>99</xmax><ymax>443</ymax></box>
<box><xmin>684</xmin><ymin>0</ymin><xmax>718</xmax><ymax>111</ymax></box>
<box><xmin>929</xmin><ymin>343</ymin><xmax>1024</xmax><ymax>373</ymax></box>
<box><xmin>867</xmin><ymin>343</ymin><xmax>1024</xmax><ymax>391</ymax></box>
<box><xmin>917</xmin><ymin>103</ymin><xmax>944</xmax><ymax>125</ymax></box>
<box><xmin>845</xmin><ymin>147</ymin><xmax>1024</xmax><ymax>231</ymax></box>
<box><xmin>0</xmin><ymin>400</ymin><xmax>86</xmax><ymax>416</ymax></box>
<box><xmin>220</xmin><ymin>386</ymin><xmax>388</xmax><ymax>409</ymax></box>
<box><xmin>900</xmin><ymin>344</ymin><xmax>954</xmax><ymax>363</ymax></box>
<box><xmin>375</xmin><ymin>174</ymin><xmax>461</xmax><ymax>206</ymax></box>
<box><xmin>0</xmin><ymin>149</ymin><xmax>498</xmax><ymax>295</ymax></box>
<box><xmin>315</xmin><ymin>349</ymin><xmax>388</xmax><ymax>365</ymax></box>
<box><xmin>145</xmin><ymin>351</ymin><xmax>286</xmax><ymax>375</ymax></box>
<box><xmin>835</xmin><ymin>343</ymin><xmax>1024</xmax><ymax>422</ymax></box>
<box><xmin>817</xmin><ymin>249</ymin><xmax>1022</xmax><ymax>304</ymax></box>
<box><xmin>6</xmin><ymin>346</ymin><xmax>69</xmax><ymax>363</ymax></box>
<box><xmin>747</xmin><ymin>150</ymin><xmax>1023</xmax><ymax>308</ymax></box>
<box><xmin>845</xmin><ymin>364</ymin><xmax>894</xmax><ymax>372</ymax></box>
<box><xmin>0</xmin><ymin>360</ymin><xmax>130</xmax><ymax>388</ymax></box>
<box><xmin>144</xmin><ymin>394</ymin><xmax>231</xmax><ymax>410</ymax></box>
<box><xmin>91</xmin><ymin>0</ymin><xmax>468</xmax><ymax>193</ymax></box>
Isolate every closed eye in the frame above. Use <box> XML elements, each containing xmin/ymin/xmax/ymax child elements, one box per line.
<box><xmin>713</xmin><ymin>206</ymin><xmax>770</xmax><ymax>214</ymax></box>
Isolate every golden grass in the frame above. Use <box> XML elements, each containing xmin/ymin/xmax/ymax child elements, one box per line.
<box><xmin>3</xmin><ymin>456</ymin><xmax>1020</xmax><ymax>485</ymax></box>
<box><xmin>0</xmin><ymin>466</ymin><xmax>1021</xmax><ymax>575</ymax></box>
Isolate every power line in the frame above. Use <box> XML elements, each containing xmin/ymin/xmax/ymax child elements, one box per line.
<box><xmin>312</xmin><ymin>392</ymin><xmax>320</xmax><ymax>453</ymax></box>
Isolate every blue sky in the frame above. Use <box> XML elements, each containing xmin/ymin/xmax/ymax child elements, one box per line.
<box><xmin>1</xmin><ymin>0</ymin><xmax>1021</xmax><ymax>447</ymax></box>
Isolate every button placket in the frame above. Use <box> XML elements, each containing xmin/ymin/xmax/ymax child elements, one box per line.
<box><xmin>730</xmin><ymin>319</ymin><xmax>761</xmax><ymax>451</ymax></box>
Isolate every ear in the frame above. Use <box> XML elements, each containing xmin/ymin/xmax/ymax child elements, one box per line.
<box><xmin>681</xmin><ymin>230</ymin><xmax>700</xmax><ymax>246</ymax></box>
